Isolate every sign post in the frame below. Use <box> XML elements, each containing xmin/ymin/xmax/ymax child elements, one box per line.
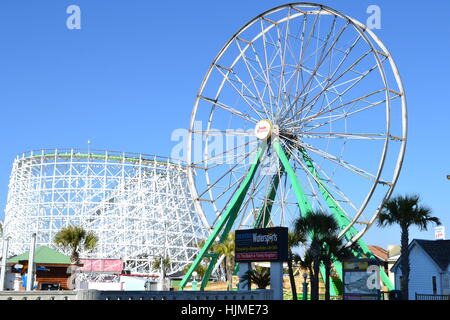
<box><xmin>235</xmin><ymin>227</ymin><xmax>288</xmax><ymax>300</ymax></box>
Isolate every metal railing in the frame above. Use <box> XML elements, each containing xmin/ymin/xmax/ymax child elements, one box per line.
<box><xmin>0</xmin><ymin>289</ymin><xmax>274</xmax><ymax>301</ymax></box>
<box><xmin>415</xmin><ymin>293</ymin><xmax>450</xmax><ymax>300</ymax></box>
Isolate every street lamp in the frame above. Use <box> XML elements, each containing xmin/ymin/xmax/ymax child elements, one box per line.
<box><xmin>302</xmin><ymin>273</ymin><xmax>309</xmax><ymax>300</ymax></box>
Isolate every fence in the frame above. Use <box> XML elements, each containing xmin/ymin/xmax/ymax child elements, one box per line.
<box><xmin>415</xmin><ymin>293</ymin><xmax>450</xmax><ymax>301</ymax></box>
<box><xmin>0</xmin><ymin>289</ymin><xmax>274</xmax><ymax>300</ymax></box>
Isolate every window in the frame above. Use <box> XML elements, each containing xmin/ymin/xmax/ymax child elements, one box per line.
<box><xmin>432</xmin><ymin>276</ymin><xmax>437</xmax><ymax>295</ymax></box>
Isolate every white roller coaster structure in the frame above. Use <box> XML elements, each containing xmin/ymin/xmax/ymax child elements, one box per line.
<box><xmin>2</xmin><ymin>149</ymin><xmax>209</xmax><ymax>276</ymax></box>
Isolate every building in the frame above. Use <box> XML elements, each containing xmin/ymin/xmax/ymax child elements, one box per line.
<box><xmin>7</xmin><ymin>246</ymin><xmax>79</xmax><ymax>290</ymax></box>
<box><xmin>386</xmin><ymin>245</ymin><xmax>401</xmax><ymax>286</ymax></box>
<box><xmin>391</xmin><ymin>239</ymin><xmax>450</xmax><ymax>299</ymax></box>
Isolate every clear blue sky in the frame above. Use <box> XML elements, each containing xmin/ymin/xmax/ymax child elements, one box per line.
<box><xmin>0</xmin><ymin>0</ymin><xmax>449</xmax><ymax>249</ymax></box>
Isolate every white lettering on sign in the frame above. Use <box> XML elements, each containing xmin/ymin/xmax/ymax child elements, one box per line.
<box><xmin>252</xmin><ymin>232</ymin><xmax>278</xmax><ymax>244</ymax></box>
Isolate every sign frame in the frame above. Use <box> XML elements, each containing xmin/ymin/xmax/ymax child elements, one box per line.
<box><xmin>234</xmin><ymin>227</ymin><xmax>288</xmax><ymax>263</ymax></box>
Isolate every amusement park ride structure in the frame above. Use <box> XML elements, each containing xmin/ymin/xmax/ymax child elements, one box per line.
<box><xmin>179</xmin><ymin>2</ymin><xmax>407</xmax><ymax>294</ymax></box>
<box><xmin>2</xmin><ymin>149</ymin><xmax>209</xmax><ymax>279</ymax></box>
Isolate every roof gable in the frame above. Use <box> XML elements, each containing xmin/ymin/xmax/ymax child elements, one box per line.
<box><xmin>391</xmin><ymin>239</ymin><xmax>450</xmax><ymax>272</ymax></box>
<box><xmin>415</xmin><ymin>239</ymin><xmax>450</xmax><ymax>271</ymax></box>
<box><xmin>7</xmin><ymin>246</ymin><xmax>71</xmax><ymax>265</ymax></box>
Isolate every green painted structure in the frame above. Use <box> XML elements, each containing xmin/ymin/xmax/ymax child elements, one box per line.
<box><xmin>179</xmin><ymin>139</ymin><xmax>393</xmax><ymax>292</ymax></box>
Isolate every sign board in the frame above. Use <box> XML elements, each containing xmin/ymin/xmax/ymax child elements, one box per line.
<box><xmin>342</xmin><ymin>259</ymin><xmax>381</xmax><ymax>300</ymax></box>
<box><xmin>435</xmin><ymin>226</ymin><xmax>445</xmax><ymax>240</ymax></box>
<box><xmin>235</xmin><ymin>227</ymin><xmax>288</xmax><ymax>262</ymax></box>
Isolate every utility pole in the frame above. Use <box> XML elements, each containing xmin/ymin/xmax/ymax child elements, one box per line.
<box><xmin>26</xmin><ymin>233</ymin><xmax>37</xmax><ymax>291</ymax></box>
<box><xmin>0</xmin><ymin>237</ymin><xmax>10</xmax><ymax>290</ymax></box>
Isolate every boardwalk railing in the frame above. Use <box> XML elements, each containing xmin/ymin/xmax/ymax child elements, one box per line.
<box><xmin>415</xmin><ymin>293</ymin><xmax>450</xmax><ymax>300</ymax></box>
<box><xmin>0</xmin><ymin>289</ymin><xmax>274</xmax><ymax>301</ymax></box>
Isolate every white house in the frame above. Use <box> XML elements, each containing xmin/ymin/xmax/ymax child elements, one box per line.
<box><xmin>391</xmin><ymin>239</ymin><xmax>450</xmax><ymax>300</ymax></box>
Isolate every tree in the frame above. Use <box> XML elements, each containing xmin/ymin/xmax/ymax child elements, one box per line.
<box><xmin>294</xmin><ymin>249</ymin><xmax>314</xmax><ymax>299</ymax></box>
<box><xmin>54</xmin><ymin>225</ymin><xmax>98</xmax><ymax>289</ymax></box>
<box><xmin>53</xmin><ymin>225</ymin><xmax>98</xmax><ymax>264</ymax></box>
<box><xmin>378</xmin><ymin>194</ymin><xmax>441</xmax><ymax>300</ymax></box>
<box><xmin>183</xmin><ymin>262</ymin><xmax>208</xmax><ymax>280</ymax></box>
<box><xmin>152</xmin><ymin>256</ymin><xmax>171</xmax><ymax>278</ymax></box>
<box><xmin>320</xmin><ymin>235</ymin><xmax>354</xmax><ymax>300</ymax></box>
<box><xmin>294</xmin><ymin>210</ymin><xmax>342</xmax><ymax>300</ymax></box>
<box><xmin>211</xmin><ymin>233</ymin><xmax>235</xmax><ymax>291</ymax></box>
<box><xmin>287</xmin><ymin>231</ymin><xmax>305</xmax><ymax>300</ymax></box>
<box><xmin>241</xmin><ymin>266</ymin><xmax>270</xmax><ymax>289</ymax></box>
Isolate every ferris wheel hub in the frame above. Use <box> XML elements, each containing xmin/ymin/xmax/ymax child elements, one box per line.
<box><xmin>254</xmin><ymin>119</ymin><xmax>273</xmax><ymax>140</ymax></box>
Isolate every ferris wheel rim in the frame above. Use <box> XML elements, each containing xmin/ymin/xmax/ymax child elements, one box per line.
<box><xmin>186</xmin><ymin>2</ymin><xmax>407</xmax><ymax>243</ymax></box>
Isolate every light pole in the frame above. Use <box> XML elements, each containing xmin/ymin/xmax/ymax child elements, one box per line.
<box><xmin>26</xmin><ymin>233</ymin><xmax>37</xmax><ymax>291</ymax></box>
<box><xmin>0</xmin><ymin>237</ymin><xmax>10</xmax><ymax>291</ymax></box>
<box><xmin>192</xmin><ymin>271</ymin><xmax>198</xmax><ymax>291</ymax></box>
<box><xmin>302</xmin><ymin>273</ymin><xmax>309</xmax><ymax>300</ymax></box>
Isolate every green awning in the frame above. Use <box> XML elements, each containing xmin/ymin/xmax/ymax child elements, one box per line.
<box><xmin>7</xmin><ymin>246</ymin><xmax>71</xmax><ymax>265</ymax></box>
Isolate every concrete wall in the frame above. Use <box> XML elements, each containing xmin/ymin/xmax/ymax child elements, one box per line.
<box><xmin>0</xmin><ymin>289</ymin><xmax>274</xmax><ymax>300</ymax></box>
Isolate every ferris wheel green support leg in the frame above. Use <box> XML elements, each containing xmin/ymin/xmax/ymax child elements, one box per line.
<box><xmin>234</xmin><ymin>162</ymin><xmax>288</xmax><ymax>277</ymax></box>
<box><xmin>299</xmin><ymin>148</ymin><xmax>394</xmax><ymax>291</ymax></box>
<box><xmin>272</xmin><ymin>140</ymin><xmax>337</xmax><ymax>297</ymax></box>
<box><xmin>178</xmin><ymin>144</ymin><xmax>266</xmax><ymax>291</ymax></box>
<box><xmin>254</xmin><ymin>156</ymin><xmax>288</xmax><ymax>228</ymax></box>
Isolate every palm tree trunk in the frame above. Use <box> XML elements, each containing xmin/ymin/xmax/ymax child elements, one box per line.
<box><xmin>311</xmin><ymin>241</ymin><xmax>321</xmax><ymax>300</ymax></box>
<box><xmin>226</xmin><ymin>258</ymin><xmax>233</xmax><ymax>291</ymax></box>
<box><xmin>324</xmin><ymin>262</ymin><xmax>331</xmax><ymax>300</ymax></box>
<box><xmin>400</xmin><ymin>224</ymin><xmax>410</xmax><ymax>300</ymax></box>
<box><xmin>312</xmin><ymin>257</ymin><xmax>320</xmax><ymax>300</ymax></box>
<box><xmin>287</xmin><ymin>251</ymin><xmax>297</xmax><ymax>300</ymax></box>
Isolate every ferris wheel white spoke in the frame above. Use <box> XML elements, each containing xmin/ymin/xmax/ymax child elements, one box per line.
<box><xmin>213</xmin><ymin>66</ymin><xmax>266</xmax><ymax>121</ymax></box>
<box><xmin>283</xmin><ymin>142</ymin><xmax>354</xmax><ymax>221</ymax></box>
<box><xmin>294</xmin><ymin>139</ymin><xmax>391</xmax><ymax>186</ymax></box>
<box><xmin>298</xmin><ymin>51</ymin><xmax>387</xmax><ymax>121</ymax></box>
<box><xmin>198</xmin><ymin>95</ymin><xmax>258</xmax><ymax>124</ymax></box>
<box><xmin>301</xmin><ymin>91</ymin><xmax>391</xmax><ymax>132</ymax></box>
<box><xmin>287</xmin><ymin>20</ymin><xmax>350</xmax><ymax>117</ymax></box>
<box><xmin>301</xmin><ymin>149</ymin><xmax>372</xmax><ymax>224</ymax></box>
<box><xmin>248</xmin><ymin>41</ymin><xmax>278</xmax><ymax>118</ymax></box>
<box><xmin>199</xmin><ymin>151</ymin><xmax>254</xmax><ymax>199</ymax></box>
<box><xmin>285</xmin><ymin>34</ymin><xmax>369</xmax><ymax>125</ymax></box>
<box><xmin>234</xmin><ymin>40</ymin><xmax>273</xmax><ymax>118</ymax></box>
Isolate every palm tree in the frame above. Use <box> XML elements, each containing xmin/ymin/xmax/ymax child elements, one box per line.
<box><xmin>320</xmin><ymin>235</ymin><xmax>354</xmax><ymax>300</ymax></box>
<box><xmin>183</xmin><ymin>262</ymin><xmax>208</xmax><ymax>280</ymax></box>
<box><xmin>54</xmin><ymin>225</ymin><xmax>98</xmax><ymax>264</ymax></box>
<box><xmin>287</xmin><ymin>231</ymin><xmax>305</xmax><ymax>300</ymax></box>
<box><xmin>378</xmin><ymin>194</ymin><xmax>441</xmax><ymax>300</ymax></box>
<box><xmin>54</xmin><ymin>225</ymin><xmax>98</xmax><ymax>289</ymax></box>
<box><xmin>294</xmin><ymin>249</ymin><xmax>314</xmax><ymax>299</ymax></box>
<box><xmin>211</xmin><ymin>233</ymin><xmax>235</xmax><ymax>291</ymax></box>
<box><xmin>242</xmin><ymin>266</ymin><xmax>270</xmax><ymax>289</ymax></box>
<box><xmin>294</xmin><ymin>210</ymin><xmax>341</xmax><ymax>300</ymax></box>
<box><xmin>152</xmin><ymin>256</ymin><xmax>171</xmax><ymax>278</ymax></box>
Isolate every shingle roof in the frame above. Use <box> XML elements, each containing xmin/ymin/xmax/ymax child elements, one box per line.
<box><xmin>415</xmin><ymin>239</ymin><xmax>450</xmax><ymax>271</ymax></box>
<box><xmin>368</xmin><ymin>245</ymin><xmax>388</xmax><ymax>261</ymax></box>
<box><xmin>7</xmin><ymin>246</ymin><xmax>71</xmax><ymax>265</ymax></box>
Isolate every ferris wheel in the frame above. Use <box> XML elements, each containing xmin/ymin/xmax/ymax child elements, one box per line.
<box><xmin>180</xmin><ymin>3</ymin><xmax>407</xmax><ymax>291</ymax></box>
